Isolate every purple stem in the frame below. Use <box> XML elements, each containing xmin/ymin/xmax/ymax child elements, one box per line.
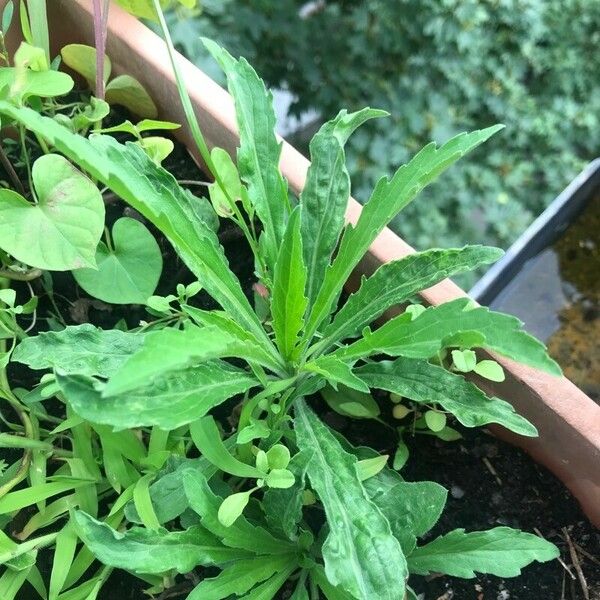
<box><xmin>92</xmin><ymin>0</ymin><xmax>108</xmax><ymax>100</ymax></box>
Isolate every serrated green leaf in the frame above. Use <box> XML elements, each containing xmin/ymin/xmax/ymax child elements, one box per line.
<box><xmin>407</xmin><ymin>527</ymin><xmax>559</xmax><ymax>577</ymax></box>
<box><xmin>0</xmin><ymin>154</ymin><xmax>104</xmax><ymax>270</ymax></box>
<box><xmin>188</xmin><ymin>554</ymin><xmax>298</xmax><ymax>600</ymax></box>
<box><xmin>300</xmin><ymin>108</ymin><xmax>387</xmax><ymax>305</ymax></box>
<box><xmin>0</xmin><ymin>102</ymin><xmax>271</xmax><ymax>350</ymax></box>
<box><xmin>12</xmin><ymin>325</ymin><xmax>145</xmax><ymax>378</ymax></box>
<box><xmin>190</xmin><ymin>416</ymin><xmax>263</xmax><ymax>479</ymax></box>
<box><xmin>204</xmin><ymin>39</ymin><xmax>289</xmax><ymax>274</ymax></box>
<box><xmin>104</xmin><ymin>324</ymin><xmax>279</xmax><ymax>397</ymax></box>
<box><xmin>73</xmin><ymin>217</ymin><xmax>162</xmax><ymax>305</ymax></box>
<box><xmin>305</xmin><ymin>126</ymin><xmax>504</xmax><ymax>339</ymax></box>
<box><xmin>357</xmin><ymin>357</ymin><xmax>537</xmax><ymax>436</ymax></box>
<box><xmin>294</xmin><ymin>399</ymin><xmax>407</xmax><ymax>599</ymax></box>
<box><xmin>319</xmin><ymin>246</ymin><xmax>502</xmax><ymax>350</ymax></box>
<box><xmin>271</xmin><ymin>207</ymin><xmax>308</xmax><ymax>361</ymax></box>
<box><xmin>72</xmin><ymin>511</ymin><xmax>246</xmax><ymax>574</ymax></box>
<box><xmin>183</xmin><ymin>470</ymin><xmax>296</xmax><ymax>555</ymax></box>
<box><xmin>56</xmin><ymin>362</ymin><xmax>257</xmax><ymax>430</ymax></box>
<box><xmin>338</xmin><ymin>297</ymin><xmax>561</xmax><ymax>376</ymax></box>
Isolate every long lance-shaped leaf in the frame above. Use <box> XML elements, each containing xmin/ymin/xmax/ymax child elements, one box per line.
<box><xmin>103</xmin><ymin>324</ymin><xmax>282</xmax><ymax>397</ymax></box>
<box><xmin>356</xmin><ymin>357</ymin><xmax>537</xmax><ymax>436</ymax></box>
<box><xmin>72</xmin><ymin>511</ymin><xmax>249</xmax><ymax>575</ymax></box>
<box><xmin>56</xmin><ymin>362</ymin><xmax>258</xmax><ymax>431</ymax></box>
<box><xmin>300</xmin><ymin>108</ymin><xmax>387</xmax><ymax>305</ymax></box>
<box><xmin>183</xmin><ymin>471</ymin><xmax>297</xmax><ymax>555</ymax></box>
<box><xmin>294</xmin><ymin>399</ymin><xmax>407</xmax><ymax>599</ymax></box>
<box><xmin>188</xmin><ymin>554</ymin><xmax>298</xmax><ymax>600</ymax></box>
<box><xmin>317</xmin><ymin>246</ymin><xmax>502</xmax><ymax>352</ymax></box>
<box><xmin>407</xmin><ymin>527</ymin><xmax>559</xmax><ymax>578</ymax></box>
<box><xmin>203</xmin><ymin>39</ymin><xmax>289</xmax><ymax>274</ymax></box>
<box><xmin>336</xmin><ymin>297</ymin><xmax>561</xmax><ymax>375</ymax></box>
<box><xmin>0</xmin><ymin>102</ymin><xmax>271</xmax><ymax>350</ymax></box>
<box><xmin>304</xmin><ymin>125</ymin><xmax>504</xmax><ymax>340</ymax></box>
<box><xmin>271</xmin><ymin>207</ymin><xmax>308</xmax><ymax>361</ymax></box>
<box><xmin>11</xmin><ymin>324</ymin><xmax>145</xmax><ymax>378</ymax></box>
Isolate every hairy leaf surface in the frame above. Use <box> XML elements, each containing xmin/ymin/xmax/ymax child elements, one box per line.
<box><xmin>407</xmin><ymin>527</ymin><xmax>559</xmax><ymax>578</ymax></box>
<box><xmin>320</xmin><ymin>246</ymin><xmax>502</xmax><ymax>348</ymax></box>
<box><xmin>339</xmin><ymin>297</ymin><xmax>561</xmax><ymax>375</ymax></box>
<box><xmin>357</xmin><ymin>358</ymin><xmax>537</xmax><ymax>436</ymax></box>
<box><xmin>305</xmin><ymin>126</ymin><xmax>503</xmax><ymax>338</ymax></box>
<box><xmin>12</xmin><ymin>325</ymin><xmax>145</xmax><ymax>378</ymax></box>
<box><xmin>294</xmin><ymin>399</ymin><xmax>407</xmax><ymax>599</ymax></box>
<box><xmin>56</xmin><ymin>363</ymin><xmax>257</xmax><ymax>430</ymax></box>
<box><xmin>300</xmin><ymin>108</ymin><xmax>386</xmax><ymax>305</ymax></box>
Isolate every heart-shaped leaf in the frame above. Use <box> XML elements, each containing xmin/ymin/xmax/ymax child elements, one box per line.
<box><xmin>73</xmin><ymin>217</ymin><xmax>162</xmax><ymax>305</ymax></box>
<box><xmin>105</xmin><ymin>75</ymin><xmax>157</xmax><ymax>119</ymax></box>
<box><xmin>0</xmin><ymin>154</ymin><xmax>104</xmax><ymax>270</ymax></box>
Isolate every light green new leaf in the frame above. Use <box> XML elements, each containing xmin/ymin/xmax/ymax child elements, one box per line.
<box><xmin>0</xmin><ymin>66</ymin><xmax>73</xmax><ymax>98</ymax></box>
<box><xmin>183</xmin><ymin>470</ymin><xmax>297</xmax><ymax>555</ymax></box>
<box><xmin>303</xmin><ymin>355</ymin><xmax>369</xmax><ymax>393</ymax></box>
<box><xmin>12</xmin><ymin>324</ymin><xmax>145</xmax><ymax>378</ymax></box>
<box><xmin>300</xmin><ymin>108</ymin><xmax>387</xmax><ymax>305</ymax></box>
<box><xmin>105</xmin><ymin>74</ymin><xmax>158</xmax><ymax>119</ymax></box>
<box><xmin>238</xmin><ymin>566</ymin><xmax>296</xmax><ymax>600</ymax></box>
<box><xmin>60</xmin><ymin>44</ymin><xmax>111</xmax><ymax>88</ymax></box>
<box><xmin>305</xmin><ymin>126</ymin><xmax>504</xmax><ymax>339</ymax></box>
<box><xmin>73</xmin><ymin>511</ymin><xmax>247</xmax><ymax>575</ymax></box>
<box><xmin>208</xmin><ymin>146</ymin><xmax>242</xmax><ymax>217</ymax></box>
<box><xmin>56</xmin><ymin>362</ymin><xmax>257</xmax><ymax>430</ymax></box>
<box><xmin>104</xmin><ymin>323</ymin><xmax>280</xmax><ymax>397</ymax></box>
<box><xmin>321</xmin><ymin>385</ymin><xmax>380</xmax><ymax>419</ymax></box>
<box><xmin>272</xmin><ymin>207</ymin><xmax>308</xmax><ymax>361</ymax></box>
<box><xmin>188</xmin><ymin>554</ymin><xmax>298</xmax><ymax>600</ymax></box>
<box><xmin>73</xmin><ymin>218</ymin><xmax>162</xmax><ymax>305</ymax></box>
<box><xmin>189</xmin><ymin>416</ymin><xmax>263</xmax><ymax>479</ymax></box>
<box><xmin>204</xmin><ymin>39</ymin><xmax>289</xmax><ymax>273</ymax></box>
<box><xmin>294</xmin><ymin>399</ymin><xmax>407</xmax><ymax>599</ymax></box>
<box><xmin>339</xmin><ymin>297</ymin><xmax>561</xmax><ymax>375</ymax></box>
<box><xmin>407</xmin><ymin>527</ymin><xmax>559</xmax><ymax>578</ymax></box>
<box><xmin>0</xmin><ymin>154</ymin><xmax>104</xmax><ymax>270</ymax></box>
<box><xmin>357</xmin><ymin>358</ymin><xmax>537</xmax><ymax>436</ymax></box>
<box><xmin>0</xmin><ymin>102</ymin><xmax>270</xmax><ymax>350</ymax></box>
<box><xmin>218</xmin><ymin>491</ymin><xmax>252</xmax><ymax>527</ymax></box>
<box><xmin>319</xmin><ymin>246</ymin><xmax>502</xmax><ymax>350</ymax></box>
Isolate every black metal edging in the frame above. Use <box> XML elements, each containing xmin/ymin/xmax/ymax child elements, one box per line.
<box><xmin>470</xmin><ymin>158</ymin><xmax>600</xmax><ymax>305</ymax></box>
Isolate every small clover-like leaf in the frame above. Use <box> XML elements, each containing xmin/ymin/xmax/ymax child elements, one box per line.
<box><xmin>218</xmin><ymin>491</ymin><xmax>252</xmax><ymax>527</ymax></box>
<box><xmin>266</xmin><ymin>444</ymin><xmax>291</xmax><ymax>470</ymax></box>
<box><xmin>474</xmin><ymin>360</ymin><xmax>506</xmax><ymax>382</ymax></box>
<box><xmin>265</xmin><ymin>469</ymin><xmax>295</xmax><ymax>489</ymax></box>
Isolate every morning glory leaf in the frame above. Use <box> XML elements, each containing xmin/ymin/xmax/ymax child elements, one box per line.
<box><xmin>73</xmin><ymin>217</ymin><xmax>163</xmax><ymax>305</ymax></box>
<box><xmin>0</xmin><ymin>154</ymin><xmax>104</xmax><ymax>270</ymax></box>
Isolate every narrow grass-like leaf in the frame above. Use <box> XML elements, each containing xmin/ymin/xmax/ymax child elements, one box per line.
<box><xmin>73</xmin><ymin>511</ymin><xmax>246</xmax><ymax>574</ymax></box>
<box><xmin>407</xmin><ymin>527</ymin><xmax>559</xmax><ymax>577</ymax></box>
<box><xmin>294</xmin><ymin>399</ymin><xmax>407</xmax><ymax>599</ymax></box>
<box><xmin>56</xmin><ymin>363</ymin><xmax>257</xmax><ymax>430</ymax></box>
<box><xmin>49</xmin><ymin>522</ymin><xmax>77</xmax><ymax>600</ymax></box>
<box><xmin>271</xmin><ymin>207</ymin><xmax>308</xmax><ymax>361</ymax></box>
<box><xmin>319</xmin><ymin>246</ymin><xmax>502</xmax><ymax>350</ymax></box>
<box><xmin>305</xmin><ymin>126</ymin><xmax>504</xmax><ymax>339</ymax></box>
<box><xmin>357</xmin><ymin>358</ymin><xmax>537</xmax><ymax>436</ymax></box>
<box><xmin>337</xmin><ymin>297</ymin><xmax>561</xmax><ymax>375</ymax></box>
<box><xmin>12</xmin><ymin>325</ymin><xmax>146</xmax><ymax>378</ymax></box>
<box><xmin>300</xmin><ymin>108</ymin><xmax>387</xmax><ymax>305</ymax></box>
<box><xmin>0</xmin><ymin>481</ymin><xmax>89</xmax><ymax>514</ymax></box>
<box><xmin>204</xmin><ymin>39</ymin><xmax>289</xmax><ymax>274</ymax></box>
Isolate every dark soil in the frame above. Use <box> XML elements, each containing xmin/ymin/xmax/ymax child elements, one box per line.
<box><xmin>4</xmin><ymin>132</ymin><xmax>599</xmax><ymax>600</ymax></box>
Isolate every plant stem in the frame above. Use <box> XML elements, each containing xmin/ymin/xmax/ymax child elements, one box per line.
<box><xmin>0</xmin><ymin>267</ymin><xmax>42</xmax><ymax>281</ymax></box>
<box><xmin>18</xmin><ymin>126</ymin><xmax>37</xmax><ymax>202</ymax></box>
<box><xmin>92</xmin><ymin>0</ymin><xmax>107</xmax><ymax>100</ymax></box>
<box><xmin>0</xmin><ymin>144</ymin><xmax>26</xmax><ymax>195</ymax></box>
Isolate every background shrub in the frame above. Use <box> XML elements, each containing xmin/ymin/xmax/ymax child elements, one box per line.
<box><xmin>169</xmin><ymin>0</ymin><xmax>600</xmax><ymax>284</ymax></box>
